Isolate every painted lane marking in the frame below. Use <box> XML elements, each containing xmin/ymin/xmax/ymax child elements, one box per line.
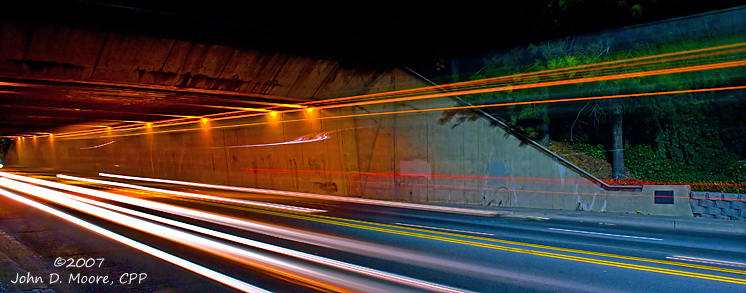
<box><xmin>548</xmin><ymin>228</ymin><xmax>663</xmax><ymax>241</ymax></box>
<box><xmin>159</xmin><ymin>194</ymin><xmax>746</xmax><ymax>278</ymax></box>
<box><xmin>167</xmin><ymin>197</ymin><xmax>746</xmax><ymax>282</ymax></box>
<box><xmin>18</xmin><ymin>173</ymin><xmax>745</xmax><ymax>281</ymax></box>
<box><xmin>396</xmin><ymin>223</ymin><xmax>495</xmax><ymax>236</ymax></box>
<box><xmin>667</xmin><ymin>256</ymin><xmax>746</xmax><ymax>268</ymax></box>
<box><xmin>270</xmin><ymin>211</ymin><xmax>746</xmax><ymax>284</ymax></box>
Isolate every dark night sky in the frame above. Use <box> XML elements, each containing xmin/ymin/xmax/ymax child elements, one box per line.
<box><xmin>4</xmin><ymin>1</ymin><xmax>745</xmax><ymax>70</ymax></box>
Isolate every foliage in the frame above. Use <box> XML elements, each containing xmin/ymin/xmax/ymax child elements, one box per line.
<box><xmin>730</xmin><ymin>161</ymin><xmax>746</xmax><ymax>183</ymax></box>
<box><xmin>576</xmin><ymin>143</ymin><xmax>606</xmax><ymax>160</ymax></box>
<box><xmin>441</xmin><ymin>5</ymin><xmax>746</xmax><ymax>191</ymax></box>
<box><xmin>625</xmin><ymin>144</ymin><xmax>746</xmax><ymax>193</ymax></box>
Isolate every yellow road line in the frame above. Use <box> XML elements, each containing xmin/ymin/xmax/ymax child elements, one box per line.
<box><xmin>129</xmin><ymin>193</ymin><xmax>746</xmax><ymax>284</ymax></box>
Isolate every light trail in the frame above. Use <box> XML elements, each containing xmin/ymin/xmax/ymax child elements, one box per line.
<box><xmin>0</xmin><ymin>178</ymin><xmax>350</xmax><ymax>292</ymax></box>
<box><xmin>7</xmin><ymin>171</ymin><xmax>745</xmax><ymax>284</ymax></box>
<box><xmin>224</xmin><ymin>130</ymin><xmax>334</xmax><ymax>148</ymax></box>
<box><xmin>79</xmin><ymin>141</ymin><xmax>115</xmax><ymax>149</ymax></box>
<box><xmin>238</xmin><ymin>166</ymin><xmax>746</xmax><ymax>191</ymax></box>
<box><xmin>92</xmin><ymin>84</ymin><xmax>746</xmax><ymax>140</ymax></box>
<box><xmin>204</xmin><ymin>198</ymin><xmax>746</xmax><ymax>283</ymax></box>
<box><xmin>39</xmin><ymin>42</ymin><xmax>746</xmax><ymax>140</ymax></box>
<box><xmin>0</xmin><ymin>183</ymin><xmax>270</xmax><ymax>293</ymax></box>
<box><xmin>298</xmin><ymin>42</ymin><xmax>746</xmax><ymax>106</ymax></box>
<box><xmin>666</xmin><ymin>256</ymin><xmax>746</xmax><ymax>268</ymax></box>
<box><xmin>96</xmin><ymin>173</ymin><xmax>500</xmax><ymax>216</ymax></box>
<box><xmin>55</xmin><ymin>174</ymin><xmax>325</xmax><ymax>214</ymax></box>
<box><xmin>1</xmin><ymin>177</ymin><xmax>468</xmax><ymax>292</ymax></box>
<box><xmin>3</xmin><ymin>172</ymin><xmax>608</xmax><ymax>291</ymax></box>
<box><xmin>315</xmin><ymin>60</ymin><xmax>746</xmax><ymax>110</ymax></box>
<box><xmin>94</xmin><ymin>170</ymin><xmax>729</xmax><ymax>203</ymax></box>
<box><xmin>13</xmin><ymin>177</ymin><xmax>469</xmax><ymax>293</ymax></box>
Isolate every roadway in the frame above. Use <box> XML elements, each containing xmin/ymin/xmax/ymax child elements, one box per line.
<box><xmin>0</xmin><ymin>169</ymin><xmax>744</xmax><ymax>292</ymax></box>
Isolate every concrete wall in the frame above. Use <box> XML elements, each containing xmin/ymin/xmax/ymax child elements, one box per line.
<box><xmin>690</xmin><ymin>192</ymin><xmax>746</xmax><ymax>221</ymax></box>
<box><xmin>5</xmin><ymin>67</ymin><xmax>693</xmax><ymax>217</ymax></box>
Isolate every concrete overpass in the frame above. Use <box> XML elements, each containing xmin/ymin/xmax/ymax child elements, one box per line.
<box><xmin>0</xmin><ymin>3</ymin><xmax>704</xmax><ymax>217</ymax></box>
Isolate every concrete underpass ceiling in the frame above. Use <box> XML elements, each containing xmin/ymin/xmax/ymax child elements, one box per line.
<box><xmin>0</xmin><ymin>2</ymin><xmax>402</xmax><ymax>137</ymax></box>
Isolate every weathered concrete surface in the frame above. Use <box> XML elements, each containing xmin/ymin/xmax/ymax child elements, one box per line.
<box><xmin>0</xmin><ymin>21</ymin><xmax>385</xmax><ymax>101</ymax></box>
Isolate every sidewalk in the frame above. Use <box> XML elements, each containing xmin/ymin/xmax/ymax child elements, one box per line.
<box><xmin>0</xmin><ymin>231</ymin><xmax>55</xmax><ymax>293</ymax></box>
<box><xmin>432</xmin><ymin>203</ymin><xmax>746</xmax><ymax>234</ymax></box>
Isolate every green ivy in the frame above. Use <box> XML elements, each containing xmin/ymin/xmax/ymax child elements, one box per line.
<box><xmin>576</xmin><ymin>143</ymin><xmax>606</xmax><ymax>160</ymax></box>
<box><xmin>625</xmin><ymin>144</ymin><xmax>745</xmax><ymax>193</ymax></box>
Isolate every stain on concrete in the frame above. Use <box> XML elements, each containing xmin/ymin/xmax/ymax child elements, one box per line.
<box><xmin>314</xmin><ymin>182</ymin><xmax>338</xmax><ymax>193</ymax></box>
<box><xmin>9</xmin><ymin>59</ymin><xmax>86</xmax><ymax>72</ymax></box>
<box><xmin>487</xmin><ymin>161</ymin><xmax>508</xmax><ymax>189</ymax></box>
<box><xmin>399</xmin><ymin>159</ymin><xmax>431</xmax><ymax>179</ymax></box>
<box><xmin>308</xmin><ymin>157</ymin><xmax>322</xmax><ymax>171</ymax></box>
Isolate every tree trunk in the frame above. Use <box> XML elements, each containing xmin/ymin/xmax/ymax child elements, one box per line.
<box><xmin>611</xmin><ymin>100</ymin><xmax>626</xmax><ymax>180</ymax></box>
<box><xmin>539</xmin><ymin>106</ymin><xmax>550</xmax><ymax>146</ymax></box>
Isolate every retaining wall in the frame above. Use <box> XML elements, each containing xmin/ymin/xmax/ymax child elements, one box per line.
<box><xmin>690</xmin><ymin>192</ymin><xmax>746</xmax><ymax>221</ymax></box>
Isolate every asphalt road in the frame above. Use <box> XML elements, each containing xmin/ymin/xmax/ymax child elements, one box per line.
<box><xmin>0</xmin><ymin>169</ymin><xmax>744</xmax><ymax>292</ymax></box>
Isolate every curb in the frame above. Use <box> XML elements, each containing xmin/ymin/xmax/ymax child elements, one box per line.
<box><xmin>434</xmin><ymin>203</ymin><xmax>746</xmax><ymax>234</ymax></box>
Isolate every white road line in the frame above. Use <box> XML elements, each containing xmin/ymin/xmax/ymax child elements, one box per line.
<box><xmin>548</xmin><ymin>227</ymin><xmax>663</xmax><ymax>241</ymax></box>
<box><xmin>396</xmin><ymin>223</ymin><xmax>495</xmax><ymax>236</ymax></box>
<box><xmin>667</xmin><ymin>256</ymin><xmax>746</xmax><ymax>268</ymax></box>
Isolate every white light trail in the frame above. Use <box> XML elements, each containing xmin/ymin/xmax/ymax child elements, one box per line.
<box><xmin>79</xmin><ymin>141</ymin><xmax>116</xmax><ymax>149</ymax></box>
<box><xmin>35</xmin><ymin>179</ymin><xmax>471</xmax><ymax>292</ymax></box>
<box><xmin>0</xmin><ymin>183</ymin><xmax>270</xmax><ymax>293</ymax></box>
<box><xmin>667</xmin><ymin>256</ymin><xmax>746</xmax><ymax>268</ymax></box>
<box><xmin>0</xmin><ymin>177</ymin><xmax>383</xmax><ymax>292</ymax></box>
<box><xmin>0</xmin><ymin>172</ymin><xmax>471</xmax><ymax>292</ymax></box>
<box><xmin>225</xmin><ymin>130</ymin><xmax>333</xmax><ymax>148</ymax></box>
<box><xmin>97</xmin><ymin>173</ymin><xmax>499</xmax><ymax>216</ymax></box>
<box><xmin>57</xmin><ymin>174</ymin><xmax>325</xmax><ymax>214</ymax></box>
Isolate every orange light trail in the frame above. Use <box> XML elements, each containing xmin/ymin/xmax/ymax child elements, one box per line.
<box><xmin>36</xmin><ymin>43</ymin><xmax>746</xmax><ymax>140</ymax></box>
<box><xmin>316</xmin><ymin>60</ymin><xmax>746</xmax><ymax>110</ymax></box>
<box><xmin>95</xmin><ymin>84</ymin><xmax>746</xmax><ymax>139</ymax></box>
<box><xmin>298</xmin><ymin>42</ymin><xmax>746</xmax><ymax>106</ymax></box>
